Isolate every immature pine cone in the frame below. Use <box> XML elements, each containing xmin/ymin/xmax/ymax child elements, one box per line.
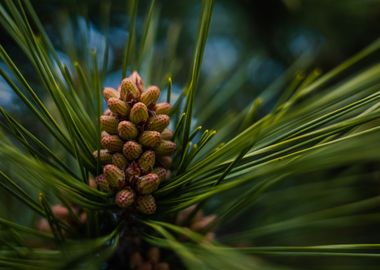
<box><xmin>93</xmin><ymin>72</ymin><xmax>175</xmax><ymax>214</ymax></box>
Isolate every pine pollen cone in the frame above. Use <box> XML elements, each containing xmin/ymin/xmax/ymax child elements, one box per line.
<box><xmin>93</xmin><ymin>72</ymin><xmax>175</xmax><ymax>215</ymax></box>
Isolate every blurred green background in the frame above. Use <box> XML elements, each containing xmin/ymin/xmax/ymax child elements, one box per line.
<box><xmin>2</xmin><ymin>0</ymin><xmax>380</xmax><ymax>128</ymax></box>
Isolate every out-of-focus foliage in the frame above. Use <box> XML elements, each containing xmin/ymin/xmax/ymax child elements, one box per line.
<box><xmin>1</xmin><ymin>0</ymin><xmax>380</xmax><ymax>269</ymax></box>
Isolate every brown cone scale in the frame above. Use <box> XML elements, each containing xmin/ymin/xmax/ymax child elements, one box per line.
<box><xmin>136</xmin><ymin>173</ymin><xmax>160</xmax><ymax>194</ymax></box>
<box><xmin>123</xmin><ymin>141</ymin><xmax>143</xmax><ymax>160</ymax></box>
<box><xmin>136</xmin><ymin>195</ymin><xmax>156</xmax><ymax>215</ymax></box>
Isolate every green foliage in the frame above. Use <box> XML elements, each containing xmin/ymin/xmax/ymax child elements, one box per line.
<box><xmin>1</xmin><ymin>0</ymin><xmax>380</xmax><ymax>269</ymax></box>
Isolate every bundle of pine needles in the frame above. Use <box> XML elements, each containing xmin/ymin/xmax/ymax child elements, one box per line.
<box><xmin>1</xmin><ymin>0</ymin><xmax>380</xmax><ymax>269</ymax></box>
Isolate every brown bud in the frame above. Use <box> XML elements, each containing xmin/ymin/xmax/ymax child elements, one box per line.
<box><xmin>101</xmin><ymin>135</ymin><xmax>123</xmax><ymax>153</ymax></box>
<box><xmin>125</xmin><ymin>162</ymin><xmax>141</xmax><ymax>185</ymax></box>
<box><xmin>141</xmin><ymin>85</ymin><xmax>160</xmax><ymax>106</ymax></box>
<box><xmin>36</xmin><ymin>218</ymin><xmax>51</xmax><ymax>233</ymax></box>
<box><xmin>158</xmin><ymin>156</ymin><xmax>173</xmax><ymax>169</ymax></box>
<box><xmin>107</xmin><ymin>97</ymin><xmax>130</xmax><ymax>117</ymax></box>
<box><xmin>112</xmin><ymin>153</ymin><xmax>128</xmax><ymax>169</ymax></box>
<box><xmin>123</xmin><ymin>141</ymin><xmax>143</xmax><ymax>160</ymax></box>
<box><xmin>190</xmin><ymin>214</ymin><xmax>217</xmax><ymax>232</ymax></box>
<box><xmin>147</xmin><ymin>247</ymin><xmax>160</xmax><ymax>263</ymax></box>
<box><xmin>129</xmin><ymin>71</ymin><xmax>144</xmax><ymax>92</ymax></box>
<box><xmin>88</xmin><ymin>176</ymin><xmax>97</xmax><ymax>189</ymax></box>
<box><xmin>130</xmin><ymin>102</ymin><xmax>149</xmax><ymax>124</ymax></box>
<box><xmin>160</xmin><ymin>128</ymin><xmax>174</xmax><ymax>140</ymax></box>
<box><xmin>153</xmin><ymin>167</ymin><xmax>167</xmax><ymax>182</ymax></box>
<box><xmin>101</xmin><ymin>130</ymin><xmax>109</xmax><ymax>138</ymax></box>
<box><xmin>95</xmin><ymin>174</ymin><xmax>111</xmax><ymax>192</ymax></box>
<box><xmin>136</xmin><ymin>173</ymin><xmax>160</xmax><ymax>194</ymax></box>
<box><xmin>155</xmin><ymin>262</ymin><xmax>170</xmax><ymax>270</ymax></box>
<box><xmin>136</xmin><ymin>195</ymin><xmax>156</xmax><ymax>215</ymax></box>
<box><xmin>79</xmin><ymin>212</ymin><xmax>87</xmax><ymax>224</ymax></box>
<box><xmin>92</xmin><ymin>149</ymin><xmax>112</xmax><ymax>164</ymax></box>
<box><xmin>146</xmin><ymin>114</ymin><xmax>170</xmax><ymax>132</ymax></box>
<box><xmin>176</xmin><ymin>205</ymin><xmax>198</xmax><ymax>225</ymax></box>
<box><xmin>154</xmin><ymin>102</ymin><xmax>172</xmax><ymax>115</ymax></box>
<box><xmin>139</xmin><ymin>131</ymin><xmax>161</xmax><ymax>148</ymax></box>
<box><xmin>118</xmin><ymin>121</ymin><xmax>138</xmax><ymax>140</ymax></box>
<box><xmin>175</xmin><ymin>204</ymin><xmax>200</xmax><ymax>226</ymax></box>
<box><xmin>103</xmin><ymin>109</ymin><xmax>113</xmax><ymax>116</ymax></box>
<box><xmin>115</xmin><ymin>187</ymin><xmax>135</xmax><ymax>208</ymax></box>
<box><xmin>130</xmin><ymin>252</ymin><xmax>143</xmax><ymax>269</ymax></box>
<box><xmin>103</xmin><ymin>87</ymin><xmax>119</xmax><ymax>101</ymax></box>
<box><xmin>100</xmin><ymin>115</ymin><xmax>118</xmax><ymax>134</ymax></box>
<box><xmin>51</xmin><ymin>205</ymin><xmax>70</xmax><ymax>220</ymax></box>
<box><xmin>138</xmin><ymin>151</ymin><xmax>155</xmax><ymax>173</ymax></box>
<box><xmin>155</xmin><ymin>140</ymin><xmax>176</xmax><ymax>156</ymax></box>
<box><xmin>204</xmin><ymin>232</ymin><xmax>216</xmax><ymax>242</ymax></box>
<box><xmin>120</xmin><ymin>78</ymin><xmax>140</xmax><ymax>101</ymax></box>
<box><xmin>103</xmin><ymin>164</ymin><xmax>125</xmax><ymax>189</ymax></box>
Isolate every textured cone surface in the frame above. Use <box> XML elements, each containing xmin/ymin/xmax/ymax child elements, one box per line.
<box><xmin>123</xmin><ymin>141</ymin><xmax>143</xmax><ymax>160</ymax></box>
<box><xmin>92</xmin><ymin>149</ymin><xmax>112</xmax><ymax>164</ymax></box>
<box><xmin>103</xmin><ymin>164</ymin><xmax>125</xmax><ymax>189</ymax></box>
<box><xmin>140</xmin><ymin>85</ymin><xmax>160</xmax><ymax>106</ymax></box>
<box><xmin>130</xmin><ymin>102</ymin><xmax>149</xmax><ymax>124</ymax></box>
<box><xmin>146</xmin><ymin>115</ymin><xmax>170</xmax><ymax>132</ymax></box>
<box><xmin>120</xmin><ymin>78</ymin><xmax>140</xmax><ymax>101</ymax></box>
<box><xmin>160</xmin><ymin>128</ymin><xmax>173</xmax><ymax>140</ymax></box>
<box><xmin>118</xmin><ymin>120</ymin><xmax>138</xmax><ymax>140</ymax></box>
<box><xmin>136</xmin><ymin>173</ymin><xmax>160</xmax><ymax>194</ymax></box>
<box><xmin>136</xmin><ymin>195</ymin><xmax>156</xmax><ymax>214</ymax></box>
<box><xmin>154</xmin><ymin>102</ymin><xmax>172</xmax><ymax>115</ymax></box>
<box><xmin>155</xmin><ymin>140</ymin><xmax>176</xmax><ymax>155</ymax></box>
<box><xmin>115</xmin><ymin>188</ymin><xmax>135</xmax><ymax>208</ymax></box>
<box><xmin>153</xmin><ymin>167</ymin><xmax>167</xmax><ymax>182</ymax></box>
<box><xmin>139</xmin><ymin>131</ymin><xmax>161</xmax><ymax>148</ymax></box>
<box><xmin>103</xmin><ymin>87</ymin><xmax>119</xmax><ymax>101</ymax></box>
<box><xmin>101</xmin><ymin>135</ymin><xmax>124</xmax><ymax>153</ymax></box>
<box><xmin>138</xmin><ymin>150</ymin><xmax>156</xmax><ymax>173</ymax></box>
<box><xmin>112</xmin><ymin>153</ymin><xmax>128</xmax><ymax>169</ymax></box>
<box><xmin>158</xmin><ymin>156</ymin><xmax>173</xmax><ymax>169</ymax></box>
<box><xmin>108</xmin><ymin>97</ymin><xmax>130</xmax><ymax>116</ymax></box>
<box><xmin>95</xmin><ymin>174</ymin><xmax>111</xmax><ymax>192</ymax></box>
<box><xmin>100</xmin><ymin>115</ymin><xmax>118</xmax><ymax>134</ymax></box>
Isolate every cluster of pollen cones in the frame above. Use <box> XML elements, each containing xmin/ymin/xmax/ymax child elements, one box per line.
<box><xmin>93</xmin><ymin>72</ymin><xmax>176</xmax><ymax>215</ymax></box>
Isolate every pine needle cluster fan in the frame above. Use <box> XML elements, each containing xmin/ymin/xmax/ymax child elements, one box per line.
<box><xmin>1</xmin><ymin>1</ymin><xmax>380</xmax><ymax>270</ymax></box>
